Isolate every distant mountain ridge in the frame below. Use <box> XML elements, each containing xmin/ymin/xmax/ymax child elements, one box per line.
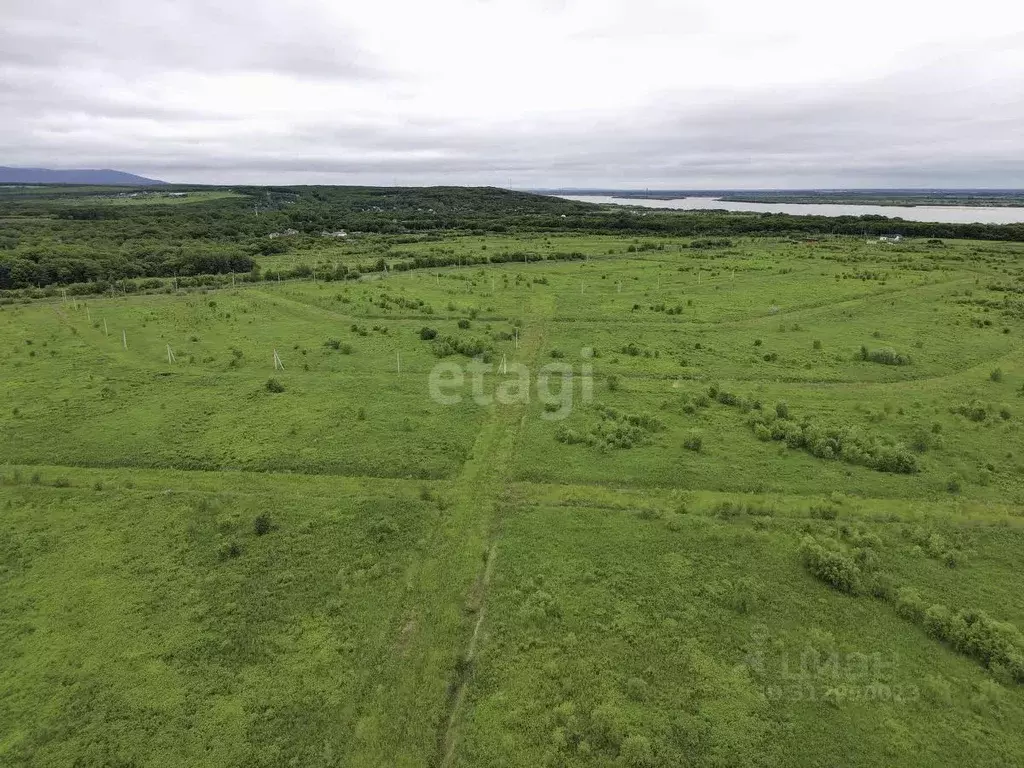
<box><xmin>0</xmin><ymin>166</ymin><xmax>166</xmax><ymax>185</ymax></box>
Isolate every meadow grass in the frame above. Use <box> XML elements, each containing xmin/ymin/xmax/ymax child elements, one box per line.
<box><xmin>2</xmin><ymin>234</ymin><xmax>1024</xmax><ymax>765</ymax></box>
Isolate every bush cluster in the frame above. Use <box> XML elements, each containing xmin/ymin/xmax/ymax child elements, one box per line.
<box><xmin>682</xmin><ymin>430</ymin><xmax>703</xmax><ymax>452</ymax></box>
<box><xmin>895</xmin><ymin>588</ymin><xmax>1024</xmax><ymax>682</ymax></box>
<box><xmin>748</xmin><ymin>412</ymin><xmax>918</xmax><ymax>474</ymax></box>
<box><xmin>950</xmin><ymin>400</ymin><xmax>990</xmax><ymax>422</ymax></box>
<box><xmin>430</xmin><ymin>333</ymin><xmax>492</xmax><ymax>360</ymax></box>
<box><xmin>713</xmin><ymin>500</ymin><xmax>775</xmax><ymax>519</ymax></box>
<box><xmin>556</xmin><ymin>405</ymin><xmax>663</xmax><ymax>450</ymax></box>
<box><xmin>906</xmin><ymin>527</ymin><xmax>967</xmax><ymax>568</ymax></box>
<box><xmin>799</xmin><ymin>535</ymin><xmax>862</xmax><ymax>594</ymax></box>
<box><xmin>858</xmin><ymin>346</ymin><xmax>911</xmax><ymax>366</ymax></box>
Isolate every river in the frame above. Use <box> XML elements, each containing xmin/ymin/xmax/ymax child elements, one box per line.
<box><xmin>556</xmin><ymin>195</ymin><xmax>1024</xmax><ymax>225</ymax></box>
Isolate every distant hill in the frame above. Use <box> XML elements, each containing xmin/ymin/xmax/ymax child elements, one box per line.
<box><xmin>0</xmin><ymin>166</ymin><xmax>167</xmax><ymax>186</ymax></box>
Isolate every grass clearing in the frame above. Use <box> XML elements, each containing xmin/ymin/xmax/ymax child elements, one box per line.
<box><xmin>3</xmin><ymin>230</ymin><xmax>1024</xmax><ymax>765</ymax></box>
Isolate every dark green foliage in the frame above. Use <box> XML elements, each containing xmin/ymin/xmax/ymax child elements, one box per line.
<box><xmin>419</xmin><ymin>326</ymin><xmax>438</xmax><ymax>340</ymax></box>
<box><xmin>747</xmin><ymin>411</ymin><xmax>918</xmax><ymax>474</ymax></box>
<box><xmin>218</xmin><ymin>540</ymin><xmax>243</xmax><ymax>560</ymax></box>
<box><xmin>556</xmin><ymin>405</ymin><xmax>663</xmax><ymax>450</ymax></box>
<box><xmin>809</xmin><ymin>504</ymin><xmax>838</xmax><ymax>520</ymax></box>
<box><xmin>457</xmin><ymin>318</ymin><xmax>471</xmax><ymax>329</ymax></box>
<box><xmin>253</xmin><ymin>514</ymin><xmax>273</xmax><ymax>536</ymax></box>
<box><xmin>265</xmin><ymin>378</ymin><xmax>285</xmax><ymax>393</ymax></box>
<box><xmin>430</xmin><ymin>334</ymin><xmax>493</xmax><ymax>360</ymax></box>
<box><xmin>682</xmin><ymin>431</ymin><xmax>703</xmax><ymax>452</ymax></box>
<box><xmin>799</xmin><ymin>535</ymin><xmax>861</xmax><ymax>594</ymax></box>
<box><xmin>951</xmin><ymin>400</ymin><xmax>989</xmax><ymax>422</ymax></box>
<box><xmin>990</xmin><ymin>368</ymin><xmax>1004</xmax><ymax>382</ymax></box>
<box><xmin>713</xmin><ymin>500</ymin><xmax>775</xmax><ymax>519</ymax></box>
<box><xmin>894</xmin><ymin>590</ymin><xmax>1024</xmax><ymax>682</ymax></box>
<box><xmin>858</xmin><ymin>346</ymin><xmax>911</xmax><ymax>366</ymax></box>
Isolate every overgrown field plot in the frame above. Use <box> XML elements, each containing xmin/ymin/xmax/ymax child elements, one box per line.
<box><xmin>2</xmin><ymin>234</ymin><xmax>1024</xmax><ymax>766</ymax></box>
<box><xmin>0</xmin><ymin>469</ymin><xmax>473</xmax><ymax>766</ymax></box>
<box><xmin>0</xmin><ymin>293</ymin><xmax>489</xmax><ymax>477</ymax></box>
<box><xmin>453</xmin><ymin>499</ymin><xmax>1024</xmax><ymax>767</ymax></box>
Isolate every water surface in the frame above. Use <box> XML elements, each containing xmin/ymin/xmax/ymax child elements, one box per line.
<box><xmin>558</xmin><ymin>195</ymin><xmax>1024</xmax><ymax>225</ymax></box>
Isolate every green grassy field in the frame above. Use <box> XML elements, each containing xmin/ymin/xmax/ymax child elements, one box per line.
<box><xmin>3</xmin><ymin>234</ymin><xmax>1024</xmax><ymax>766</ymax></box>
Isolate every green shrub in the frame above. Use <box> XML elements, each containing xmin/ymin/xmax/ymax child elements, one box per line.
<box><xmin>457</xmin><ymin>318</ymin><xmax>471</xmax><ymax>329</ymax></box>
<box><xmin>894</xmin><ymin>587</ymin><xmax>926</xmax><ymax>622</ymax></box>
<box><xmin>859</xmin><ymin>346</ymin><xmax>911</xmax><ymax>366</ymax></box>
<box><xmin>619</xmin><ymin>734</ymin><xmax>655</xmax><ymax>768</ymax></box>
<box><xmin>253</xmin><ymin>514</ymin><xmax>273</xmax><ymax>536</ymax></box>
<box><xmin>809</xmin><ymin>504</ymin><xmax>838</xmax><ymax>520</ymax></box>
<box><xmin>419</xmin><ymin>326</ymin><xmax>438</xmax><ymax>340</ymax></box>
<box><xmin>682</xmin><ymin>431</ymin><xmax>703</xmax><ymax>452</ymax></box>
<box><xmin>775</xmin><ymin>401</ymin><xmax>790</xmax><ymax>419</ymax></box>
<box><xmin>588</xmin><ymin>705</ymin><xmax>625</xmax><ymax>750</ymax></box>
<box><xmin>990</xmin><ymin>368</ymin><xmax>1004</xmax><ymax>383</ymax></box>
<box><xmin>799</xmin><ymin>536</ymin><xmax>861</xmax><ymax>594</ymax></box>
<box><xmin>218</xmin><ymin>541</ymin><xmax>243</xmax><ymax>560</ymax></box>
<box><xmin>748</xmin><ymin>414</ymin><xmax>917</xmax><ymax>474</ymax></box>
<box><xmin>713</xmin><ymin>501</ymin><xmax>743</xmax><ymax>519</ymax></box>
<box><xmin>624</xmin><ymin>677</ymin><xmax>650</xmax><ymax>702</ymax></box>
<box><xmin>265</xmin><ymin>378</ymin><xmax>285</xmax><ymax>393</ymax></box>
<box><xmin>951</xmin><ymin>401</ymin><xmax>989</xmax><ymax>422</ymax></box>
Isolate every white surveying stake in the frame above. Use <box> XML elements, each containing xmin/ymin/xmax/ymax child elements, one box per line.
<box><xmin>273</xmin><ymin>349</ymin><xmax>284</xmax><ymax>370</ymax></box>
<box><xmin>166</xmin><ymin>345</ymin><xmax>177</xmax><ymax>364</ymax></box>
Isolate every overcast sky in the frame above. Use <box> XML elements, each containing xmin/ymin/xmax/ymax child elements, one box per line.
<box><xmin>3</xmin><ymin>0</ymin><xmax>1023</xmax><ymax>187</ymax></box>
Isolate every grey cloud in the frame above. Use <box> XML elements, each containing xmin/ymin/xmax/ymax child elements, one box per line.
<box><xmin>1</xmin><ymin>4</ymin><xmax>1022</xmax><ymax>188</ymax></box>
<box><xmin>1</xmin><ymin>0</ymin><xmax>384</xmax><ymax>80</ymax></box>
